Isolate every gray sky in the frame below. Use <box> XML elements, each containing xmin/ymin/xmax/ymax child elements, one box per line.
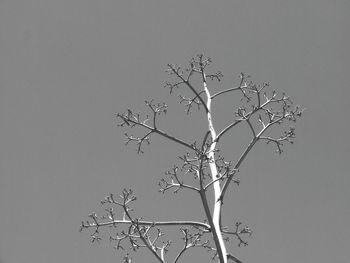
<box><xmin>0</xmin><ymin>0</ymin><xmax>349</xmax><ymax>262</ymax></box>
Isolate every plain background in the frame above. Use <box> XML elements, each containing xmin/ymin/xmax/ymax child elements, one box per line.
<box><xmin>1</xmin><ymin>0</ymin><xmax>349</xmax><ymax>262</ymax></box>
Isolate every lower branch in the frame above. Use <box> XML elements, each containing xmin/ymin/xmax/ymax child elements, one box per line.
<box><xmin>81</xmin><ymin>219</ymin><xmax>210</xmax><ymax>232</ymax></box>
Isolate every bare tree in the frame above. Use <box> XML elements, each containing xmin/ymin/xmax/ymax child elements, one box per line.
<box><xmin>80</xmin><ymin>54</ymin><xmax>304</xmax><ymax>263</ymax></box>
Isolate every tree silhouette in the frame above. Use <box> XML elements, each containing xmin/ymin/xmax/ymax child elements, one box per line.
<box><xmin>80</xmin><ymin>54</ymin><xmax>304</xmax><ymax>263</ymax></box>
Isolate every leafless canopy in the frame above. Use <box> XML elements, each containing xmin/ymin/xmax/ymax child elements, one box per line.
<box><xmin>80</xmin><ymin>55</ymin><xmax>303</xmax><ymax>263</ymax></box>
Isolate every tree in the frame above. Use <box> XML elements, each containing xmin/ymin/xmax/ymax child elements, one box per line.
<box><xmin>80</xmin><ymin>54</ymin><xmax>304</xmax><ymax>263</ymax></box>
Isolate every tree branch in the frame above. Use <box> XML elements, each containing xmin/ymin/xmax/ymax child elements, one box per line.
<box><xmin>81</xmin><ymin>219</ymin><xmax>210</xmax><ymax>232</ymax></box>
<box><xmin>117</xmin><ymin>109</ymin><xmax>198</xmax><ymax>153</ymax></box>
<box><xmin>211</xmin><ymin>73</ymin><xmax>249</xmax><ymax>100</ymax></box>
<box><xmin>167</xmin><ymin>63</ymin><xmax>209</xmax><ymax>113</ymax></box>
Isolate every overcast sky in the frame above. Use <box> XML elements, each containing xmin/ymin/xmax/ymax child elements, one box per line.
<box><xmin>1</xmin><ymin>1</ymin><xmax>349</xmax><ymax>263</ymax></box>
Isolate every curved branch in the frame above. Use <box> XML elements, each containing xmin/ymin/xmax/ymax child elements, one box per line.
<box><xmin>215</xmin><ymin>119</ymin><xmax>243</xmax><ymax>143</ymax></box>
<box><xmin>168</xmin><ymin>64</ymin><xmax>209</xmax><ymax>113</ymax></box>
<box><xmin>219</xmin><ymin>104</ymin><xmax>302</xmax><ymax>202</ymax></box>
<box><xmin>211</xmin><ymin>73</ymin><xmax>247</xmax><ymax>100</ymax></box>
<box><xmin>214</xmin><ymin>93</ymin><xmax>289</xmax><ymax>143</ymax></box>
<box><xmin>219</xmin><ymin>137</ymin><xmax>259</xmax><ymax>203</ymax></box>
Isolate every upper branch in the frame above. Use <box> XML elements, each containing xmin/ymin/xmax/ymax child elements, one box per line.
<box><xmin>117</xmin><ymin>102</ymin><xmax>198</xmax><ymax>153</ymax></box>
<box><xmin>165</xmin><ymin>62</ymin><xmax>209</xmax><ymax>113</ymax></box>
<box><xmin>211</xmin><ymin>73</ymin><xmax>249</xmax><ymax>100</ymax></box>
<box><xmin>218</xmin><ymin>89</ymin><xmax>304</xmax><ymax>203</ymax></box>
